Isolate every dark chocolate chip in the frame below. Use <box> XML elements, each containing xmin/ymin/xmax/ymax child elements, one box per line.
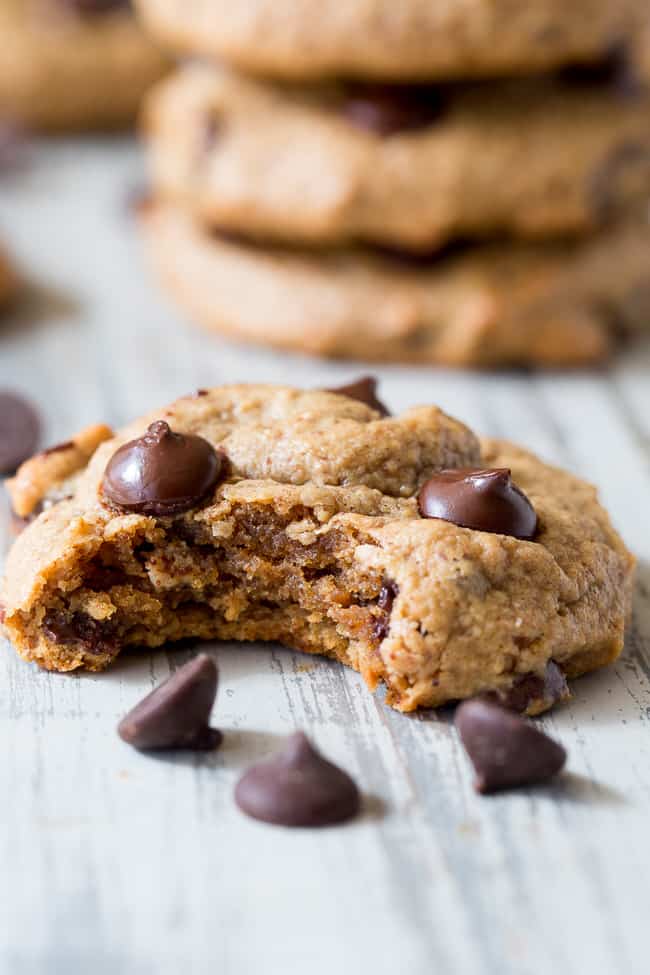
<box><xmin>118</xmin><ymin>654</ymin><xmax>221</xmax><ymax>751</ymax></box>
<box><xmin>326</xmin><ymin>376</ymin><xmax>390</xmax><ymax>416</ymax></box>
<box><xmin>342</xmin><ymin>84</ymin><xmax>444</xmax><ymax>136</ymax></box>
<box><xmin>418</xmin><ymin>468</ymin><xmax>538</xmax><ymax>541</ymax></box>
<box><xmin>0</xmin><ymin>391</ymin><xmax>41</xmax><ymax>475</ymax></box>
<box><xmin>455</xmin><ymin>698</ymin><xmax>567</xmax><ymax>794</ymax></box>
<box><xmin>373</xmin><ymin>579</ymin><xmax>399</xmax><ymax>641</ymax></box>
<box><xmin>101</xmin><ymin>420</ymin><xmax>225</xmax><ymax>516</ymax></box>
<box><xmin>43</xmin><ymin>610</ymin><xmax>119</xmax><ymax>657</ymax></box>
<box><xmin>234</xmin><ymin>731</ymin><xmax>361</xmax><ymax>827</ymax></box>
<box><xmin>489</xmin><ymin>660</ymin><xmax>569</xmax><ymax>714</ymax></box>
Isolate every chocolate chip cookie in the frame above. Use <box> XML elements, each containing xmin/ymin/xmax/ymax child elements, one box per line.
<box><xmin>144</xmin><ymin>64</ymin><xmax>650</xmax><ymax>251</ymax></box>
<box><xmin>0</xmin><ymin>384</ymin><xmax>634</xmax><ymax>714</ymax></box>
<box><xmin>0</xmin><ymin>0</ymin><xmax>167</xmax><ymax>129</ymax></box>
<box><xmin>140</xmin><ymin>200</ymin><xmax>650</xmax><ymax>368</ymax></box>
<box><xmin>135</xmin><ymin>0</ymin><xmax>639</xmax><ymax>83</ymax></box>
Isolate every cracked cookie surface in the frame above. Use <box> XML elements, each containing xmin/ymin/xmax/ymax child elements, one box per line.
<box><xmin>0</xmin><ymin>384</ymin><xmax>634</xmax><ymax>713</ymax></box>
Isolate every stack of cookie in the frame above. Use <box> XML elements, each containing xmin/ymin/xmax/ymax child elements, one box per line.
<box><xmin>136</xmin><ymin>0</ymin><xmax>650</xmax><ymax>368</ymax></box>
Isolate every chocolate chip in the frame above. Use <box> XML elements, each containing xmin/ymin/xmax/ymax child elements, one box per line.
<box><xmin>101</xmin><ymin>420</ymin><xmax>225</xmax><ymax>516</ymax></box>
<box><xmin>342</xmin><ymin>84</ymin><xmax>444</xmax><ymax>136</ymax></box>
<box><xmin>43</xmin><ymin>610</ymin><xmax>119</xmax><ymax>657</ymax></box>
<box><xmin>455</xmin><ymin>698</ymin><xmax>567</xmax><ymax>794</ymax></box>
<box><xmin>489</xmin><ymin>660</ymin><xmax>569</xmax><ymax>714</ymax></box>
<box><xmin>118</xmin><ymin>654</ymin><xmax>221</xmax><ymax>751</ymax></box>
<box><xmin>373</xmin><ymin>579</ymin><xmax>399</xmax><ymax>641</ymax></box>
<box><xmin>0</xmin><ymin>391</ymin><xmax>40</xmax><ymax>475</ymax></box>
<box><xmin>234</xmin><ymin>732</ymin><xmax>361</xmax><ymax>827</ymax></box>
<box><xmin>418</xmin><ymin>468</ymin><xmax>538</xmax><ymax>541</ymax></box>
<box><xmin>326</xmin><ymin>376</ymin><xmax>390</xmax><ymax>416</ymax></box>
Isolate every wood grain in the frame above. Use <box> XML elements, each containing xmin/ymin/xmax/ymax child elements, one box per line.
<box><xmin>1</xmin><ymin>139</ymin><xmax>649</xmax><ymax>975</ymax></box>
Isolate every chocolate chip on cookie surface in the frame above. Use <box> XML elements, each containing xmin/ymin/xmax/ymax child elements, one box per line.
<box><xmin>0</xmin><ymin>384</ymin><xmax>634</xmax><ymax>714</ymax></box>
<box><xmin>418</xmin><ymin>469</ymin><xmax>538</xmax><ymax>541</ymax></box>
<box><xmin>101</xmin><ymin>420</ymin><xmax>226</xmax><ymax>516</ymax></box>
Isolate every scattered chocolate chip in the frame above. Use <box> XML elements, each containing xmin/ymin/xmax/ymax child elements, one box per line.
<box><xmin>118</xmin><ymin>654</ymin><xmax>221</xmax><ymax>751</ymax></box>
<box><xmin>455</xmin><ymin>698</ymin><xmax>567</xmax><ymax>794</ymax></box>
<box><xmin>488</xmin><ymin>660</ymin><xmax>569</xmax><ymax>714</ymax></box>
<box><xmin>0</xmin><ymin>391</ymin><xmax>41</xmax><ymax>475</ymax></box>
<box><xmin>101</xmin><ymin>420</ymin><xmax>226</xmax><ymax>516</ymax></box>
<box><xmin>342</xmin><ymin>84</ymin><xmax>444</xmax><ymax>136</ymax></box>
<box><xmin>326</xmin><ymin>376</ymin><xmax>390</xmax><ymax>416</ymax></box>
<box><xmin>43</xmin><ymin>610</ymin><xmax>119</xmax><ymax>657</ymax></box>
<box><xmin>373</xmin><ymin>579</ymin><xmax>399</xmax><ymax>641</ymax></box>
<box><xmin>418</xmin><ymin>468</ymin><xmax>538</xmax><ymax>541</ymax></box>
<box><xmin>235</xmin><ymin>732</ymin><xmax>361</xmax><ymax>827</ymax></box>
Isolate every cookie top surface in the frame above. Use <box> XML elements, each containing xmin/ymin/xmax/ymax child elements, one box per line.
<box><xmin>145</xmin><ymin>64</ymin><xmax>650</xmax><ymax>251</ymax></box>
<box><xmin>135</xmin><ymin>0</ymin><xmax>641</xmax><ymax>82</ymax></box>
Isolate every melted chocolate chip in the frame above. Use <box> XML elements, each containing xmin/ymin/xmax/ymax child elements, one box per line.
<box><xmin>118</xmin><ymin>654</ymin><xmax>221</xmax><ymax>751</ymax></box>
<box><xmin>43</xmin><ymin>611</ymin><xmax>119</xmax><ymax>657</ymax></box>
<box><xmin>418</xmin><ymin>468</ymin><xmax>538</xmax><ymax>541</ymax></box>
<box><xmin>101</xmin><ymin>421</ymin><xmax>225</xmax><ymax>516</ymax></box>
<box><xmin>488</xmin><ymin>660</ymin><xmax>569</xmax><ymax>714</ymax></box>
<box><xmin>455</xmin><ymin>698</ymin><xmax>567</xmax><ymax>794</ymax></box>
<box><xmin>373</xmin><ymin>580</ymin><xmax>399</xmax><ymax>641</ymax></box>
<box><xmin>0</xmin><ymin>391</ymin><xmax>41</xmax><ymax>474</ymax></box>
<box><xmin>342</xmin><ymin>84</ymin><xmax>444</xmax><ymax>136</ymax></box>
<box><xmin>326</xmin><ymin>376</ymin><xmax>390</xmax><ymax>416</ymax></box>
<box><xmin>234</xmin><ymin>732</ymin><xmax>361</xmax><ymax>827</ymax></box>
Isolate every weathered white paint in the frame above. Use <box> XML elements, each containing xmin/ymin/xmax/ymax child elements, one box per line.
<box><xmin>0</xmin><ymin>139</ymin><xmax>649</xmax><ymax>975</ymax></box>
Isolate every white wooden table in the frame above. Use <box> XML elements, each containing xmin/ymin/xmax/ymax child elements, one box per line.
<box><xmin>1</xmin><ymin>139</ymin><xmax>649</xmax><ymax>975</ymax></box>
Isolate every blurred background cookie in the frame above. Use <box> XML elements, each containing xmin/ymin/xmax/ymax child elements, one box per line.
<box><xmin>0</xmin><ymin>0</ymin><xmax>168</xmax><ymax>130</ymax></box>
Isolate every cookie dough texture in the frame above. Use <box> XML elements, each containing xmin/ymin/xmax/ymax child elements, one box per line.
<box><xmin>0</xmin><ymin>385</ymin><xmax>634</xmax><ymax>713</ymax></box>
<box><xmin>145</xmin><ymin>65</ymin><xmax>650</xmax><ymax>251</ymax></box>
<box><xmin>140</xmin><ymin>201</ymin><xmax>650</xmax><ymax>368</ymax></box>
<box><xmin>0</xmin><ymin>1</ymin><xmax>168</xmax><ymax>129</ymax></box>
<box><xmin>135</xmin><ymin>0</ymin><xmax>639</xmax><ymax>82</ymax></box>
